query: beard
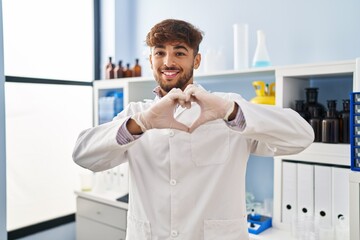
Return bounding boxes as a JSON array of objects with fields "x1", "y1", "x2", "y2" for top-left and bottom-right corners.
[{"x1": 154, "y1": 66, "x2": 194, "y2": 94}]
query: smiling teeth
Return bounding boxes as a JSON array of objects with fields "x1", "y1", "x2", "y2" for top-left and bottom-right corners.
[{"x1": 163, "y1": 72, "x2": 177, "y2": 76}]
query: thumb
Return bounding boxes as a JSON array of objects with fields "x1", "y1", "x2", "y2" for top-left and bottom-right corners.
[
  {"x1": 189, "y1": 117, "x2": 206, "y2": 133},
  {"x1": 170, "y1": 120, "x2": 190, "y2": 132}
]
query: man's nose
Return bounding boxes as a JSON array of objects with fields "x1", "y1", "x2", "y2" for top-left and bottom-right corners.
[{"x1": 163, "y1": 55, "x2": 175, "y2": 67}]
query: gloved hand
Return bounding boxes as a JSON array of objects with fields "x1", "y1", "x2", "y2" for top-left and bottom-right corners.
[
  {"x1": 131, "y1": 88, "x2": 190, "y2": 132},
  {"x1": 184, "y1": 84, "x2": 235, "y2": 132}
]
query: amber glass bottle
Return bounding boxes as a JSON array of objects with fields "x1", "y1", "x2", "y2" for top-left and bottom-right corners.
[
  {"x1": 322, "y1": 100, "x2": 339, "y2": 143},
  {"x1": 295, "y1": 100, "x2": 310, "y2": 121},
  {"x1": 339, "y1": 99, "x2": 350, "y2": 143},
  {"x1": 304, "y1": 88, "x2": 326, "y2": 119},
  {"x1": 105, "y1": 57, "x2": 115, "y2": 79},
  {"x1": 309, "y1": 108, "x2": 322, "y2": 142},
  {"x1": 124, "y1": 63, "x2": 133, "y2": 78},
  {"x1": 133, "y1": 58, "x2": 142, "y2": 77},
  {"x1": 114, "y1": 60, "x2": 124, "y2": 79}
]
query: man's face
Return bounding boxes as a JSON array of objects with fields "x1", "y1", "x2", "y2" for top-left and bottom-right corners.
[{"x1": 149, "y1": 42, "x2": 201, "y2": 95}]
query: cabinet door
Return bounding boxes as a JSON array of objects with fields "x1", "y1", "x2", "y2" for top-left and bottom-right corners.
[
  {"x1": 77, "y1": 197, "x2": 127, "y2": 230},
  {"x1": 76, "y1": 215, "x2": 126, "y2": 240}
]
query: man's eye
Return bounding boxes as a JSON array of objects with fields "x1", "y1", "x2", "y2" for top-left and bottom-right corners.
[
  {"x1": 176, "y1": 52, "x2": 186, "y2": 56},
  {"x1": 154, "y1": 51, "x2": 164, "y2": 56}
]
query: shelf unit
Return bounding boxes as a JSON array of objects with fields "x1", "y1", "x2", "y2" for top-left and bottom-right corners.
[
  {"x1": 272, "y1": 59, "x2": 360, "y2": 233},
  {"x1": 93, "y1": 78, "x2": 156, "y2": 126},
  {"x1": 86, "y1": 58, "x2": 360, "y2": 239}
]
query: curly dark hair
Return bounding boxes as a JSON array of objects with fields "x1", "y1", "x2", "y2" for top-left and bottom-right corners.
[{"x1": 146, "y1": 19, "x2": 204, "y2": 55}]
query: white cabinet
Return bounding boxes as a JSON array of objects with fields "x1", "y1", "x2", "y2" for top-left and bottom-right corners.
[
  {"x1": 273, "y1": 60, "x2": 359, "y2": 235},
  {"x1": 76, "y1": 195, "x2": 127, "y2": 240},
  {"x1": 93, "y1": 77, "x2": 157, "y2": 126},
  {"x1": 349, "y1": 172, "x2": 360, "y2": 240}
]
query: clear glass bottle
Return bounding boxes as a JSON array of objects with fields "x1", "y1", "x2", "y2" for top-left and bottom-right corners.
[
  {"x1": 322, "y1": 100, "x2": 339, "y2": 143},
  {"x1": 252, "y1": 30, "x2": 271, "y2": 68},
  {"x1": 339, "y1": 99, "x2": 350, "y2": 143},
  {"x1": 114, "y1": 60, "x2": 124, "y2": 79},
  {"x1": 132, "y1": 58, "x2": 142, "y2": 77},
  {"x1": 105, "y1": 57, "x2": 115, "y2": 79}
]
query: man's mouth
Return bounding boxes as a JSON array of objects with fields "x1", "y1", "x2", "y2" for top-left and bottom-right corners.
[{"x1": 161, "y1": 70, "x2": 179, "y2": 78}]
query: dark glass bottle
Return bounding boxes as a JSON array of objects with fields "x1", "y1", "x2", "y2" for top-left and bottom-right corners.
[
  {"x1": 309, "y1": 107, "x2": 322, "y2": 142},
  {"x1": 322, "y1": 100, "x2": 339, "y2": 143},
  {"x1": 339, "y1": 99, "x2": 350, "y2": 143},
  {"x1": 124, "y1": 63, "x2": 133, "y2": 78},
  {"x1": 304, "y1": 88, "x2": 326, "y2": 119},
  {"x1": 105, "y1": 57, "x2": 115, "y2": 79},
  {"x1": 295, "y1": 100, "x2": 310, "y2": 121},
  {"x1": 132, "y1": 58, "x2": 142, "y2": 77},
  {"x1": 114, "y1": 60, "x2": 124, "y2": 79}
]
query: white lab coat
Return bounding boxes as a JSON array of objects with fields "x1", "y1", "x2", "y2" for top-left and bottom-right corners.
[{"x1": 73, "y1": 89, "x2": 314, "y2": 240}]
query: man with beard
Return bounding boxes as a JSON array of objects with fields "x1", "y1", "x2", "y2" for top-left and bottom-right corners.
[{"x1": 73, "y1": 19, "x2": 314, "y2": 240}]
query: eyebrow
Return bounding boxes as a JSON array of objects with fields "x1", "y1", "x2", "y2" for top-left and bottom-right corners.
[{"x1": 153, "y1": 44, "x2": 189, "y2": 52}]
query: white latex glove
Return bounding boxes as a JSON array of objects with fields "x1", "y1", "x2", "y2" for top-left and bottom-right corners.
[
  {"x1": 132, "y1": 88, "x2": 190, "y2": 132},
  {"x1": 184, "y1": 84, "x2": 235, "y2": 132}
]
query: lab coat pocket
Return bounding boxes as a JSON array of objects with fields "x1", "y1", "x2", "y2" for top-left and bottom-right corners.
[
  {"x1": 126, "y1": 214, "x2": 151, "y2": 240},
  {"x1": 204, "y1": 218, "x2": 248, "y2": 240},
  {"x1": 191, "y1": 121, "x2": 229, "y2": 166}
]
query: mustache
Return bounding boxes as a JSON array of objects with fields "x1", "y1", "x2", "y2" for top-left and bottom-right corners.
[{"x1": 161, "y1": 66, "x2": 181, "y2": 71}]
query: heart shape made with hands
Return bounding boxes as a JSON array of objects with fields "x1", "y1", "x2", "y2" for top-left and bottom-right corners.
[
  {"x1": 162, "y1": 86, "x2": 234, "y2": 133},
  {"x1": 133, "y1": 86, "x2": 234, "y2": 133}
]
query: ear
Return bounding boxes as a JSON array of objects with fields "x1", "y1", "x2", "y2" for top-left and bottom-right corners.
[
  {"x1": 193, "y1": 53, "x2": 201, "y2": 70},
  {"x1": 149, "y1": 54, "x2": 153, "y2": 69}
]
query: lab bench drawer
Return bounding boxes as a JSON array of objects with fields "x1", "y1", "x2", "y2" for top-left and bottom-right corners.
[
  {"x1": 76, "y1": 215, "x2": 126, "y2": 240},
  {"x1": 76, "y1": 197, "x2": 127, "y2": 230}
]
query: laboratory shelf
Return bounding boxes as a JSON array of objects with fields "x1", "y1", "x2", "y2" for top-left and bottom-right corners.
[{"x1": 279, "y1": 142, "x2": 350, "y2": 166}]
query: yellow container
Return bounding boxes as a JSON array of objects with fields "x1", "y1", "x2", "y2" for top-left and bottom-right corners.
[{"x1": 250, "y1": 81, "x2": 275, "y2": 105}]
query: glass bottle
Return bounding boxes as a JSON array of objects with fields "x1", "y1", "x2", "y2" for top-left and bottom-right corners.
[
  {"x1": 114, "y1": 60, "x2": 124, "y2": 79},
  {"x1": 132, "y1": 58, "x2": 142, "y2": 77},
  {"x1": 309, "y1": 107, "x2": 322, "y2": 142},
  {"x1": 295, "y1": 100, "x2": 310, "y2": 121},
  {"x1": 252, "y1": 30, "x2": 271, "y2": 68},
  {"x1": 322, "y1": 100, "x2": 339, "y2": 143},
  {"x1": 339, "y1": 99, "x2": 350, "y2": 143},
  {"x1": 304, "y1": 88, "x2": 326, "y2": 119},
  {"x1": 123, "y1": 63, "x2": 133, "y2": 78},
  {"x1": 105, "y1": 57, "x2": 115, "y2": 79}
]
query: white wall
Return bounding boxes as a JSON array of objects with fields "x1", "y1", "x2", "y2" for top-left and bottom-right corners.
[
  {"x1": 0, "y1": 0, "x2": 7, "y2": 238},
  {"x1": 121, "y1": 0, "x2": 360, "y2": 202},
  {"x1": 129, "y1": 0, "x2": 360, "y2": 77}
]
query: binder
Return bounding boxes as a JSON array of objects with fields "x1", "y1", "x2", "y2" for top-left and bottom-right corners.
[
  {"x1": 297, "y1": 163, "x2": 314, "y2": 218},
  {"x1": 314, "y1": 165, "x2": 333, "y2": 227},
  {"x1": 332, "y1": 167, "x2": 350, "y2": 225},
  {"x1": 282, "y1": 161, "x2": 297, "y2": 224}
]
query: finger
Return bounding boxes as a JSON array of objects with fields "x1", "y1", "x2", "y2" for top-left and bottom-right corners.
[
  {"x1": 188, "y1": 117, "x2": 206, "y2": 133},
  {"x1": 170, "y1": 120, "x2": 189, "y2": 132},
  {"x1": 177, "y1": 98, "x2": 187, "y2": 108},
  {"x1": 184, "y1": 100, "x2": 192, "y2": 109},
  {"x1": 184, "y1": 84, "x2": 197, "y2": 101},
  {"x1": 168, "y1": 89, "x2": 187, "y2": 101}
]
